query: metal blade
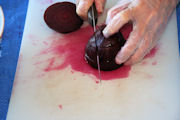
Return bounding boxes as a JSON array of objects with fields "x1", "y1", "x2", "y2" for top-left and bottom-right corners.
[
  {"x1": 88, "y1": 3, "x2": 98, "y2": 27},
  {"x1": 88, "y1": 3, "x2": 102, "y2": 82}
]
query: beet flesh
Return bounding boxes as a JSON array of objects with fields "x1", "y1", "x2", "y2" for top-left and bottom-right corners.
[
  {"x1": 85, "y1": 25, "x2": 126, "y2": 71},
  {"x1": 44, "y1": 2, "x2": 83, "y2": 33}
]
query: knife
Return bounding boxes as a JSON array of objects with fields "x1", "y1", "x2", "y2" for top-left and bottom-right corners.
[
  {"x1": 0, "y1": 6, "x2": 5, "y2": 57},
  {"x1": 88, "y1": 3, "x2": 102, "y2": 82}
]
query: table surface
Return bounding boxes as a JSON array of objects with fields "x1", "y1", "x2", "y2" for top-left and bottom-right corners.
[{"x1": 0, "y1": 0, "x2": 179, "y2": 120}]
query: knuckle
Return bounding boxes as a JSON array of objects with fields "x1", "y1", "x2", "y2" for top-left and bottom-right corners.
[
  {"x1": 120, "y1": 10, "x2": 130, "y2": 20},
  {"x1": 132, "y1": 54, "x2": 143, "y2": 64}
]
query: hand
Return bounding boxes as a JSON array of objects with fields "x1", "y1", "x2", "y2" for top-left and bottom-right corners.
[
  {"x1": 76, "y1": 0, "x2": 106, "y2": 20},
  {"x1": 103, "y1": 0, "x2": 179, "y2": 65}
]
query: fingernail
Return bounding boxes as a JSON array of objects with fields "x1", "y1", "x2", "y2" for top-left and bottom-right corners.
[{"x1": 102, "y1": 28, "x2": 110, "y2": 38}]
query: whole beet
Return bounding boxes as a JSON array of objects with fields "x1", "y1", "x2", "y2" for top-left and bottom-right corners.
[{"x1": 44, "y1": 2, "x2": 83, "y2": 33}]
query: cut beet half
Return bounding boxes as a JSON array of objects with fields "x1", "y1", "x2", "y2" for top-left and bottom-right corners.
[
  {"x1": 85, "y1": 25, "x2": 126, "y2": 71},
  {"x1": 44, "y1": 2, "x2": 83, "y2": 33}
]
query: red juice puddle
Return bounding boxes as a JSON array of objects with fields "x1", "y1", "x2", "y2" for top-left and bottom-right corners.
[
  {"x1": 140, "y1": 46, "x2": 159, "y2": 66},
  {"x1": 141, "y1": 61, "x2": 148, "y2": 65},
  {"x1": 95, "y1": 80, "x2": 100, "y2": 84},
  {"x1": 145, "y1": 46, "x2": 159, "y2": 59},
  {"x1": 152, "y1": 61, "x2": 157, "y2": 66},
  {"x1": 39, "y1": 25, "x2": 134, "y2": 80},
  {"x1": 58, "y1": 104, "x2": 63, "y2": 110}
]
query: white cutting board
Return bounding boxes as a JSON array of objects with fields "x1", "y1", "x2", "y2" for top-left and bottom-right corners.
[{"x1": 6, "y1": 0, "x2": 180, "y2": 120}]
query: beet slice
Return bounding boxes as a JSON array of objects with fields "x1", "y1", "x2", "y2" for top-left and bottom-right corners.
[
  {"x1": 85, "y1": 25, "x2": 126, "y2": 71},
  {"x1": 44, "y1": 2, "x2": 83, "y2": 33}
]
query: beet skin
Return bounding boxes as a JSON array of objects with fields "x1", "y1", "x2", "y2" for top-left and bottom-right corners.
[
  {"x1": 85, "y1": 25, "x2": 126, "y2": 71},
  {"x1": 44, "y1": 2, "x2": 83, "y2": 33}
]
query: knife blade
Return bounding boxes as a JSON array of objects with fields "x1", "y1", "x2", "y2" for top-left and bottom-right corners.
[{"x1": 88, "y1": 3, "x2": 102, "y2": 82}]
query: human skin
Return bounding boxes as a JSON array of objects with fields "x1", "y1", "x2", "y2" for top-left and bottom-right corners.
[
  {"x1": 76, "y1": 0, "x2": 180, "y2": 65},
  {"x1": 76, "y1": 0, "x2": 106, "y2": 19}
]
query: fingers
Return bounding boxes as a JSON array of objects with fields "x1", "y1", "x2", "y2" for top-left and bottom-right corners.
[
  {"x1": 124, "y1": 31, "x2": 153, "y2": 65},
  {"x1": 124, "y1": 19, "x2": 164, "y2": 65},
  {"x1": 150, "y1": 20, "x2": 165, "y2": 48},
  {"x1": 76, "y1": 0, "x2": 94, "y2": 20},
  {"x1": 95, "y1": 0, "x2": 106, "y2": 14},
  {"x1": 105, "y1": 3, "x2": 131, "y2": 24},
  {"x1": 115, "y1": 27, "x2": 144, "y2": 65},
  {"x1": 76, "y1": 0, "x2": 106, "y2": 20},
  {"x1": 103, "y1": 8, "x2": 131, "y2": 38}
]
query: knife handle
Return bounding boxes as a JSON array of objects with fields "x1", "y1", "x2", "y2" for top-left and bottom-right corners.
[{"x1": 87, "y1": 3, "x2": 98, "y2": 27}]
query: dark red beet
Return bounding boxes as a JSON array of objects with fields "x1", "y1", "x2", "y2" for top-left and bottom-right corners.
[
  {"x1": 85, "y1": 25, "x2": 126, "y2": 71},
  {"x1": 44, "y1": 2, "x2": 83, "y2": 33}
]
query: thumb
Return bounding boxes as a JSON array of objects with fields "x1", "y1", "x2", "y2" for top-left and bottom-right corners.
[
  {"x1": 76, "y1": 0, "x2": 94, "y2": 20},
  {"x1": 95, "y1": 0, "x2": 106, "y2": 14}
]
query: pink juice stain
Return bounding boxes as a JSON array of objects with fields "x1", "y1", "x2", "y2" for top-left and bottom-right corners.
[
  {"x1": 152, "y1": 61, "x2": 157, "y2": 66},
  {"x1": 145, "y1": 46, "x2": 159, "y2": 59},
  {"x1": 58, "y1": 104, "x2": 63, "y2": 110},
  {"x1": 38, "y1": 23, "x2": 157, "y2": 80},
  {"x1": 41, "y1": 25, "x2": 132, "y2": 80}
]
